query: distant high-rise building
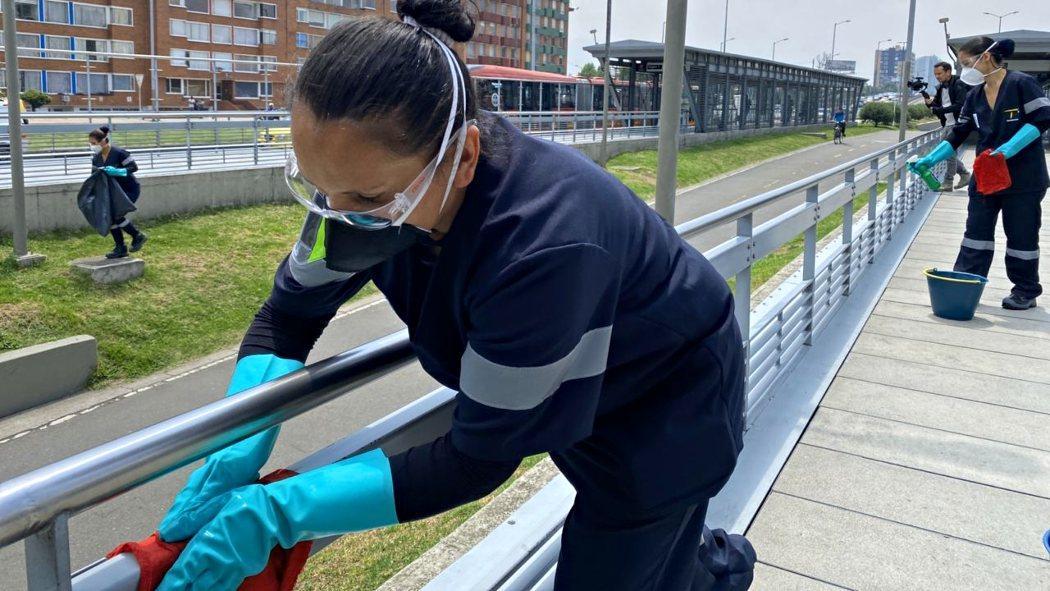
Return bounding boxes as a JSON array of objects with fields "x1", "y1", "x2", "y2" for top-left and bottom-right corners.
[
  {"x1": 466, "y1": 1, "x2": 527, "y2": 69},
  {"x1": 874, "y1": 44, "x2": 913, "y2": 88},
  {"x1": 914, "y1": 55, "x2": 941, "y2": 86},
  {"x1": 524, "y1": 0, "x2": 569, "y2": 74}
]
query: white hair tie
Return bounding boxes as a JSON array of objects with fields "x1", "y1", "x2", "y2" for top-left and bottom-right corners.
[{"x1": 402, "y1": 15, "x2": 455, "y2": 47}]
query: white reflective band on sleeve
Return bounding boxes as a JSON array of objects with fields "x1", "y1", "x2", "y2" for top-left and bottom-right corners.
[
  {"x1": 122, "y1": 157, "x2": 135, "y2": 166},
  {"x1": 460, "y1": 326, "x2": 613, "y2": 411},
  {"x1": 945, "y1": 113, "x2": 957, "y2": 126},
  {"x1": 961, "y1": 238, "x2": 996, "y2": 251},
  {"x1": 1023, "y1": 96, "x2": 1050, "y2": 113},
  {"x1": 1006, "y1": 248, "x2": 1040, "y2": 260}
]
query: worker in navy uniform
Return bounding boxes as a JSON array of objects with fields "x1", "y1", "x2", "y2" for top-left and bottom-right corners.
[
  {"x1": 155, "y1": 2, "x2": 756, "y2": 590},
  {"x1": 910, "y1": 37, "x2": 1050, "y2": 310},
  {"x1": 89, "y1": 126, "x2": 147, "y2": 259}
]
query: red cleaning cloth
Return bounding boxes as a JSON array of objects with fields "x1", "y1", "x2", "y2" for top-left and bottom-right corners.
[
  {"x1": 107, "y1": 469, "x2": 312, "y2": 591},
  {"x1": 973, "y1": 148, "x2": 1012, "y2": 195}
]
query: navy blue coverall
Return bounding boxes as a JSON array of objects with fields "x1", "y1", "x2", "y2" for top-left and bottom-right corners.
[
  {"x1": 242, "y1": 112, "x2": 756, "y2": 590},
  {"x1": 947, "y1": 70, "x2": 1050, "y2": 299}
]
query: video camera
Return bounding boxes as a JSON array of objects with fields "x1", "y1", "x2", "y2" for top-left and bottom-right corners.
[{"x1": 907, "y1": 77, "x2": 930, "y2": 99}]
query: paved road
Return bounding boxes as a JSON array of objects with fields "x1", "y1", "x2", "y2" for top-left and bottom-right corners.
[{"x1": 0, "y1": 125, "x2": 928, "y2": 585}]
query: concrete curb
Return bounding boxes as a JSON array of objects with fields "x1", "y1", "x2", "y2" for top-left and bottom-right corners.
[{"x1": 0, "y1": 335, "x2": 97, "y2": 419}]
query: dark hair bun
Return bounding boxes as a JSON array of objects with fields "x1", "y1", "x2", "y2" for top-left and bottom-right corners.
[
  {"x1": 397, "y1": 0, "x2": 475, "y2": 43},
  {"x1": 992, "y1": 39, "x2": 1015, "y2": 59},
  {"x1": 99, "y1": 125, "x2": 110, "y2": 135}
]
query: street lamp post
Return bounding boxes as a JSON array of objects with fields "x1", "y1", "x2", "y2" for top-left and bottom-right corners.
[
  {"x1": 830, "y1": 19, "x2": 851, "y2": 66},
  {"x1": 600, "y1": 0, "x2": 612, "y2": 165},
  {"x1": 720, "y1": 37, "x2": 735, "y2": 53},
  {"x1": 898, "y1": 0, "x2": 917, "y2": 142},
  {"x1": 983, "y1": 11, "x2": 1018, "y2": 33},
  {"x1": 938, "y1": 17, "x2": 957, "y2": 72},
  {"x1": 590, "y1": 29, "x2": 598, "y2": 46},
  {"x1": 721, "y1": 0, "x2": 729, "y2": 59},
  {"x1": 772, "y1": 37, "x2": 789, "y2": 61}
]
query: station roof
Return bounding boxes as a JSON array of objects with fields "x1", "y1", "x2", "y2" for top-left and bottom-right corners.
[
  {"x1": 948, "y1": 30, "x2": 1050, "y2": 75},
  {"x1": 584, "y1": 39, "x2": 867, "y2": 83}
]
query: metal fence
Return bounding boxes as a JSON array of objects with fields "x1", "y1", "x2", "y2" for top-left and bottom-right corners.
[
  {"x1": 0, "y1": 128, "x2": 943, "y2": 591},
  {"x1": 0, "y1": 110, "x2": 664, "y2": 188}
]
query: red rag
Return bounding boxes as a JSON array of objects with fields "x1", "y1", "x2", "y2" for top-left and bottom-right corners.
[
  {"x1": 106, "y1": 469, "x2": 312, "y2": 591},
  {"x1": 973, "y1": 149, "x2": 1012, "y2": 195}
]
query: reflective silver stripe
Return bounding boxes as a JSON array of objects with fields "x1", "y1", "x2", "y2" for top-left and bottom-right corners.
[
  {"x1": 945, "y1": 112, "x2": 956, "y2": 126},
  {"x1": 1006, "y1": 248, "x2": 1040, "y2": 260},
  {"x1": 961, "y1": 238, "x2": 995, "y2": 251},
  {"x1": 287, "y1": 238, "x2": 353, "y2": 287},
  {"x1": 1023, "y1": 96, "x2": 1050, "y2": 113},
  {"x1": 121, "y1": 156, "x2": 135, "y2": 166},
  {"x1": 460, "y1": 326, "x2": 613, "y2": 411}
]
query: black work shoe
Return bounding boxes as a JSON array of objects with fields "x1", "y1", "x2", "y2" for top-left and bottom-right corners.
[
  {"x1": 1002, "y1": 294, "x2": 1037, "y2": 310},
  {"x1": 105, "y1": 245, "x2": 129, "y2": 259},
  {"x1": 130, "y1": 233, "x2": 148, "y2": 252},
  {"x1": 938, "y1": 183, "x2": 955, "y2": 192}
]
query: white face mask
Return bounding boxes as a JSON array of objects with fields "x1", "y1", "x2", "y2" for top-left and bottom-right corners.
[
  {"x1": 959, "y1": 42, "x2": 1002, "y2": 86},
  {"x1": 89, "y1": 143, "x2": 103, "y2": 154}
]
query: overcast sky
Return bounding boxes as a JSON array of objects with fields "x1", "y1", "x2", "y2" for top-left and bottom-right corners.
[{"x1": 565, "y1": 0, "x2": 1050, "y2": 81}]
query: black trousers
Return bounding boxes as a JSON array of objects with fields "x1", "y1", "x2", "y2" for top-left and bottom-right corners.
[
  {"x1": 954, "y1": 188, "x2": 1045, "y2": 299},
  {"x1": 553, "y1": 499, "x2": 756, "y2": 590}
]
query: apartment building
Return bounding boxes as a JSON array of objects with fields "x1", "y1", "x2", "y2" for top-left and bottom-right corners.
[
  {"x1": 1, "y1": 0, "x2": 545, "y2": 110},
  {"x1": 524, "y1": 0, "x2": 569, "y2": 75}
]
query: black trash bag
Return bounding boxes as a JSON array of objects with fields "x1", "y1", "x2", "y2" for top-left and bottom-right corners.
[{"x1": 76, "y1": 170, "x2": 137, "y2": 236}]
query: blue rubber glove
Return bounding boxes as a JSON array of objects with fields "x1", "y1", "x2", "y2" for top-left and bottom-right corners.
[
  {"x1": 992, "y1": 123, "x2": 1041, "y2": 159},
  {"x1": 101, "y1": 165, "x2": 128, "y2": 177},
  {"x1": 907, "y1": 140, "x2": 955, "y2": 176},
  {"x1": 157, "y1": 354, "x2": 304, "y2": 542},
  {"x1": 157, "y1": 449, "x2": 398, "y2": 591}
]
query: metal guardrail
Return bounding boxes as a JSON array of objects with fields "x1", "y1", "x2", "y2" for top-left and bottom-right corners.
[
  {"x1": 0, "y1": 110, "x2": 665, "y2": 188},
  {"x1": 0, "y1": 128, "x2": 943, "y2": 591}
]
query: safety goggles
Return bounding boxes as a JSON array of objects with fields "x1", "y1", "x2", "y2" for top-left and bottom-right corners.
[
  {"x1": 960, "y1": 41, "x2": 997, "y2": 68},
  {"x1": 284, "y1": 119, "x2": 474, "y2": 231}
]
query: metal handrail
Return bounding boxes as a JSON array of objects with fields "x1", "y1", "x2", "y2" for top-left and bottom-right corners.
[{"x1": 1, "y1": 128, "x2": 942, "y2": 591}]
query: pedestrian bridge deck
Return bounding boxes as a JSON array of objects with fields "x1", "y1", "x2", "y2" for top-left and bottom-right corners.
[{"x1": 747, "y1": 190, "x2": 1050, "y2": 589}]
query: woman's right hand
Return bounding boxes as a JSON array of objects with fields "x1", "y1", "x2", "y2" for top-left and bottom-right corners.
[{"x1": 157, "y1": 355, "x2": 304, "y2": 541}]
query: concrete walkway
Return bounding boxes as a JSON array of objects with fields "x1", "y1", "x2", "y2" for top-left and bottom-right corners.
[{"x1": 747, "y1": 190, "x2": 1050, "y2": 589}]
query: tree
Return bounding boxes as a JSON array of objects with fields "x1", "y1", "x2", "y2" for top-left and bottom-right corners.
[
  {"x1": 859, "y1": 102, "x2": 895, "y2": 127},
  {"x1": 577, "y1": 62, "x2": 604, "y2": 79},
  {"x1": 21, "y1": 89, "x2": 50, "y2": 111},
  {"x1": 908, "y1": 102, "x2": 932, "y2": 121}
]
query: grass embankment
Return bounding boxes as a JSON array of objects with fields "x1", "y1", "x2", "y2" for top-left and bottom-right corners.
[
  {"x1": 0, "y1": 203, "x2": 376, "y2": 388},
  {"x1": 608, "y1": 122, "x2": 888, "y2": 201}
]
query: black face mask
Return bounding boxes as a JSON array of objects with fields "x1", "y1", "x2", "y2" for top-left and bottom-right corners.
[{"x1": 324, "y1": 219, "x2": 430, "y2": 273}]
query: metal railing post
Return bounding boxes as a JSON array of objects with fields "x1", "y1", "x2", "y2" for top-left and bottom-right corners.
[
  {"x1": 842, "y1": 168, "x2": 855, "y2": 295},
  {"x1": 867, "y1": 157, "x2": 879, "y2": 263},
  {"x1": 25, "y1": 514, "x2": 71, "y2": 591},
  {"x1": 185, "y1": 116, "x2": 193, "y2": 170},
  {"x1": 735, "y1": 213, "x2": 753, "y2": 392},
  {"x1": 803, "y1": 185, "x2": 819, "y2": 345},
  {"x1": 253, "y1": 117, "x2": 260, "y2": 165}
]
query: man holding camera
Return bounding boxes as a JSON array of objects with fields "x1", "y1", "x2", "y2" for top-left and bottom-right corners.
[{"x1": 924, "y1": 62, "x2": 972, "y2": 191}]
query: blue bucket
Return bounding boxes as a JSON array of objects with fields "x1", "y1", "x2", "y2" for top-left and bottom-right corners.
[{"x1": 924, "y1": 268, "x2": 988, "y2": 321}]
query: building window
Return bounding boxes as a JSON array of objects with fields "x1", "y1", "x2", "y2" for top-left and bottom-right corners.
[
  {"x1": 73, "y1": 3, "x2": 107, "y2": 26},
  {"x1": 75, "y1": 38, "x2": 111, "y2": 62},
  {"x1": 20, "y1": 70, "x2": 43, "y2": 91},
  {"x1": 44, "y1": 35, "x2": 71, "y2": 60},
  {"x1": 212, "y1": 24, "x2": 232, "y2": 44},
  {"x1": 14, "y1": 33, "x2": 41, "y2": 58},
  {"x1": 111, "y1": 40, "x2": 134, "y2": 57},
  {"x1": 184, "y1": 0, "x2": 209, "y2": 13},
  {"x1": 187, "y1": 50, "x2": 209, "y2": 70},
  {"x1": 75, "y1": 72, "x2": 110, "y2": 94},
  {"x1": 234, "y1": 54, "x2": 258, "y2": 72},
  {"x1": 260, "y1": 55, "x2": 277, "y2": 71},
  {"x1": 166, "y1": 78, "x2": 184, "y2": 94},
  {"x1": 111, "y1": 74, "x2": 135, "y2": 91},
  {"x1": 234, "y1": 81, "x2": 259, "y2": 98},
  {"x1": 213, "y1": 52, "x2": 233, "y2": 71},
  {"x1": 185, "y1": 79, "x2": 208, "y2": 96},
  {"x1": 44, "y1": 1, "x2": 68, "y2": 24},
  {"x1": 14, "y1": 0, "x2": 39, "y2": 21},
  {"x1": 187, "y1": 21, "x2": 210, "y2": 42},
  {"x1": 234, "y1": 27, "x2": 258, "y2": 46},
  {"x1": 296, "y1": 33, "x2": 308, "y2": 48},
  {"x1": 46, "y1": 71, "x2": 73, "y2": 94},
  {"x1": 109, "y1": 6, "x2": 132, "y2": 26},
  {"x1": 170, "y1": 20, "x2": 186, "y2": 37},
  {"x1": 259, "y1": 3, "x2": 276, "y2": 18},
  {"x1": 170, "y1": 49, "x2": 189, "y2": 67},
  {"x1": 260, "y1": 29, "x2": 276, "y2": 45}
]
